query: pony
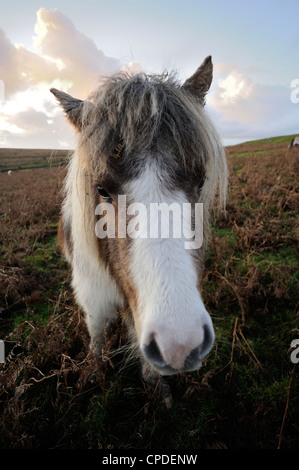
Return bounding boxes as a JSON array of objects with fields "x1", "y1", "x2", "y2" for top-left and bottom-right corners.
[
  {"x1": 51, "y1": 56, "x2": 228, "y2": 388},
  {"x1": 289, "y1": 136, "x2": 299, "y2": 148}
]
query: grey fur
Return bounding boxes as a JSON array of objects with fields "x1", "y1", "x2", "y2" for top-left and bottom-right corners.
[{"x1": 52, "y1": 57, "x2": 228, "y2": 246}]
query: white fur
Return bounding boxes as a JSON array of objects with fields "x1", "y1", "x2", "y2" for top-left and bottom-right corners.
[
  {"x1": 126, "y1": 160, "x2": 214, "y2": 372},
  {"x1": 62, "y1": 152, "x2": 123, "y2": 353}
]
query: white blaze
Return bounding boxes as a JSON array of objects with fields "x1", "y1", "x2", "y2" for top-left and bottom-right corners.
[{"x1": 126, "y1": 161, "x2": 213, "y2": 371}]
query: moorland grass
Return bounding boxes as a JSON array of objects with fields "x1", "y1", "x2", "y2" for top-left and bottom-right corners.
[{"x1": 0, "y1": 137, "x2": 298, "y2": 449}]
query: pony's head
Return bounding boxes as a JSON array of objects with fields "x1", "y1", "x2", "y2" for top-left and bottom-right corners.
[{"x1": 51, "y1": 56, "x2": 227, "y2": 375}]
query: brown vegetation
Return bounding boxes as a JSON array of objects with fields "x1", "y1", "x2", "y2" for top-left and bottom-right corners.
[
  {"x1": 0, "y1": 148, "x2": 70, "y2": 172},
  {"x1": 0, "y1": 140, "x2": 298, "y2": 449}
]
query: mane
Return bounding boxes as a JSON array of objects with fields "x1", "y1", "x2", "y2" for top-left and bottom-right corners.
[
  {"x1": 73, "y1": 70, "x2": 228, "y2": 247},
  {"x1": 86, "y1": 72, "x2": 200, "y2": 156}
]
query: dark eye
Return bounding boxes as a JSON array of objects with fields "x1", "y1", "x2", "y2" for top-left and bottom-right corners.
[
  {"x1": 197, "y1": 185, "x2": 203, "y2": 197},
  {"x1": 197, "y1": 176, "x2": 205, "y2": 197},
  {"x1": 97, "y1": 184, "x2": 113, "y2": 201}
]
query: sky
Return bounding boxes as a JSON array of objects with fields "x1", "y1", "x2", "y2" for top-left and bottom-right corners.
[{"x1": 0, "y1": 0, "x2": 298, "y2": 148}]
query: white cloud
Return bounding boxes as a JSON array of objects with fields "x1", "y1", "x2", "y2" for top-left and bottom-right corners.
[
  {"x1": 218, "y1": 72, "x2": 254, "y2": 105},
  {"x1": 0, "y1": 8, "x2": 297, "y2": 149},
  {"x1": 33, "y1": 8, "x2": 121, "y2": 98},
  {"x1": 0, "y1": 8, "x2": 135, "y2": 148},
  {"x1": 208, "y1": 64, "x2": 299, "y2": 143}
]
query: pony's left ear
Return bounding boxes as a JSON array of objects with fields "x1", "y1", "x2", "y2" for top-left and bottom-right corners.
[
  {"x1": 50, "y1": 88, "x2": 84, "y2": 129},
  {"x1": 182, "y1": 56, "x2": 213, "y2": 103}
]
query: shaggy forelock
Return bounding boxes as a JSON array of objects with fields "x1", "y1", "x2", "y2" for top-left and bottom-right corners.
[
  {"x1": 77, "y1": 70, "x2": 228, "y2": 245},
  {"x1": 81, "y1": 73, "x2": 208, "y2": 170}
]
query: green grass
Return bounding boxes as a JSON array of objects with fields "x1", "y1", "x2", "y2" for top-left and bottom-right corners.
[
  {"x1": 211, "y1": 227, "x2": 237, "y2": 247},
  {"x1": 11, "y1": 302, "x2": 54, "y2": 331},
  {"x1": 242, "y1": 135, "x2": 298, "y2": 146},
  {"x1": 252, "y1": 245, "x2": 298, "y2": 268},
  {"x1": 230, "y1": 149, "x2": 268, "y2": 158},
  {"x1": 22, "y1": 235, "x2": 60, "y2": 271}
]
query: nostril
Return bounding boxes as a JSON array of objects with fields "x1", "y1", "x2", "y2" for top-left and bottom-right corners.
[
  {"x1": 143, "y1": 335, "x2": 166, "y2": 368},
  {"x1": 199, "y1": 324, "x2": 214, "y2": 358},
  {"x1": 184, "y1": 346, "x2": 201, "y2": 370},
  {"x1": 184, "y1": 325, "x2": 214, "y2": 370}
]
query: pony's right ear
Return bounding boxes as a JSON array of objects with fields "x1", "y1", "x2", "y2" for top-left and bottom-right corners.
[{"x1": 50, "y1": 88, "x2": 84, "y2": 129}]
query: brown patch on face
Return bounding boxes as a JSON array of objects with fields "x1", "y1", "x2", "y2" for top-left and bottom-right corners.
[{"x1": 93, "y1": 185, "x2": 142, "y2": 333}]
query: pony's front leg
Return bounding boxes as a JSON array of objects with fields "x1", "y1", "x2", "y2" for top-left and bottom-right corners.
[
  {"x1": 72, "y1": 262, "x2": 123, "y2": 356},
  {"x1": 85, "y1": 307, "x2": 115, "y2": 356}
]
